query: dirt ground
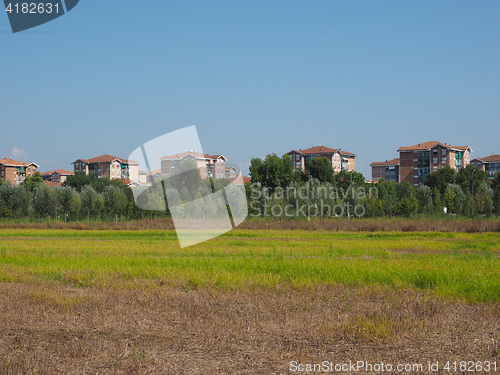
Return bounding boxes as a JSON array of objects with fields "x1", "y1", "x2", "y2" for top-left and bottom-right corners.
[{"x1": 0, "y1": 283, "x2": 498, "y2": 374}]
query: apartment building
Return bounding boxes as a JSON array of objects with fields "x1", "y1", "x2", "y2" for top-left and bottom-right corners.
[
  {"x1": 286, "y1": 146, "x2": 356, "y2": 174},
  {"x1": 41, "y1": 169, "x2": 74, "y2": 184},
  {"x1": 398, "y1": 141, "x2": 471, "y2": 186},
  {"x1": 160, "y1": 151, "x2": 228, "y2": 180},
  {"x1": 138, "y1": 169, "x2": 161, "y2": 184},
  {"x1": 471, "y1": 154, "x2": 500, "y2": 179},
  {"x1": 225, "y1": 166, "x2": 237, "y2": 179},
  {"x1": 72, "y1": 154, "x2": 139, "y2": 183},
  {"x1": 0, "y1": 158, "x2": 39, "y2": 185},
  {"x1": 370, "y1": 158, "x2": 400, "y2": 183}
]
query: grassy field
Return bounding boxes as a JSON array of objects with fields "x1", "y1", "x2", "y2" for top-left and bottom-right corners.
[
  {"x1": 0, "y1": 228, "x2": 499, "y2": 373},
  {"x1": 0, "y1": 229, "x2": 499, "y2": 301}
]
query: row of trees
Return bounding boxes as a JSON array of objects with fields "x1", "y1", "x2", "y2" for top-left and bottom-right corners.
[
  {"x1": 0, "y1": 183, "x2": 132, "y2": 221},
  {"x1": 0, "y1": 158, "x2": 498, "y2": 221},
  {"x1": 0, "y1": 164, "x2": 233, "y2": 222},
  {"x1": 248, "y1": 154, "x2": 500, "y2": 218},
  {"x1": 0, "y1": 172, "x2": 139, "y2": 221}
]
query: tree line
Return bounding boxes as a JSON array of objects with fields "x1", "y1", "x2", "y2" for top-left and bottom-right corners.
[
  {"x1": 1, "y1": 157, "x2": 499, "y2": 222},
  {"x1": 0, "y1": 172, "x2": 141, "y2": 222},
  {"x1": 248, "y1": 154, "x2": 500, "y2": 218},
  {"x1": 0, "y1": 163, "x2": 233, "y2": 222}
]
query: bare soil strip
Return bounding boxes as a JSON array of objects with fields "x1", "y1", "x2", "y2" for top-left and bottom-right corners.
[{"x1": 0, "y1": 283, "x2": 498, "y2": 374}]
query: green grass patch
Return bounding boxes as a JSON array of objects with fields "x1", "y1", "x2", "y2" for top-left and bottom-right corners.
[{"x1": 0, "y1": 229, "x2": 498, "y2": 302}]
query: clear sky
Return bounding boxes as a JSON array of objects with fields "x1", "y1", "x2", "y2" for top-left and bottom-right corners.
[{"x1": 1, "y1": 0, "x2": 499, "y2": 178}]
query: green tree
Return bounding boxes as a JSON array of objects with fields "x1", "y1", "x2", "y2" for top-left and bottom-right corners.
[
  {"x1": 249, "y1": 158, "x2": 264, "y2": 184},
  {"x1": 248, "y1": 154, "x2": 294, "y2": 190},
  {"x1": 456, "y1": 165, "x2": 488, "y2": 194},
  {"x1": 493, "y1": 187, "x2": 500, "y2": 216},
  {"x1": 103, "y1": 185, "x2": 128, "y2": 217},
  {"x1": 492, "y1": 175, "x2": 500, "y2": 216},
  {"x1": 32, "y1": 183, "x2": 57, "y2": 218},
  {"x1": 432, "y1": 187, "x2": 443, "y2": 214},
  {"x1": 80, "y1": 185, "x2": 99, "y2": 222},
  {"x1": 307, "y1": 157, "x2": 334, "y2": 183},
  {"x1": 395, "y1": 182, "x2": 418, "y2": 217},
  {"x1": 58, "y1": 186, "x2": 76, "y2": 219},
  {"x1": 21, "y1": 172, "x2": 43, "y2": 192},
  {"x1": 63, "y1": 172, "x2": 97, "y2": 192},
  {"x1": 443, "y1": 183, "x2": 465, "y2": 214},
  {"x1": 463, "y1": 188, "x2": 473, "y2": 217},
  {"x1": 64, "y1": 171, "x2": 126, "y2": 193},
  {"x1": 0, "y1": 185, "x2": 31, "y2": 219},
  {"x1": 416, "y1": 185, "x2": 433, "y2": 214},
  {"x1": 70, "y1": 190, "x2": 82, "y2": 220},
  {"x1": 473, "y1": 182, "x2": 493, "y2": 216},
  {"x1": 96, "y1": 193, "x2": 105, "y2": 221},
  {"x1": 492, "y1": 175, "x2": 500, "y2": 191},
  {"x1": 332, "y1": 170, "x2": 365, "y2": 192},
  {"x1": 363, "y1": 195, "x2": 384, "y2": 217},
  {"x1": 424, "y1": 165, "x2": 456, "y2": 196},
  {"x1": 377, "y1": 180, "x2": 398, "y2": 216}
]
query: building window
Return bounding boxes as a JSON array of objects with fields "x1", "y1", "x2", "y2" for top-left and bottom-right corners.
[
  {"x1": 433, "y1": 158, "x2": 438, "y2": 164},
  {"x1": 442, "y1": 150, "x2": 446, "y2": 156}
]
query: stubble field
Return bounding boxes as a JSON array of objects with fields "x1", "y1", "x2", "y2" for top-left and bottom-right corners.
[{"x1": 0, "y1": 228, "x2": 499, "y2": 374}]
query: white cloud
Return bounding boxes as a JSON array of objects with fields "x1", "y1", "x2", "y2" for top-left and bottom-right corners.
[{"x1": 12, "y1": 147, "x2": 28, "y2": 160}]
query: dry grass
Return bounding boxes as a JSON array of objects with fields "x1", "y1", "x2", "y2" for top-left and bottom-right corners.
[
  {"x1": 1, "y1": 217, "x2": 499, "y2": 233},
  {"x1": 0, "y1": 227, "x2": 498, "y2": 373},
  {"x1": 0, "y1": 284, "x2": 498, "y2": 374}
]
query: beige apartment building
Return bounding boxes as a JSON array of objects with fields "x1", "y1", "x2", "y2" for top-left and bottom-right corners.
[
  {"x1": 286, "y1": 145, "x2": 356, "y2": 174},
  {"x1": 370, "y1": 158, "x2": 400, "y2": 183},
  {"x1": 138, "y1": 169, "x2": 161, "y2": 184},
  {"x1": 471, "y1": 154, "x2": 500, "y2": 179},
  {"x1": 160, "y1": 151, "x2": 228, "y2": 180},
  {"x1": 398, "y1": 141, "x2": 471, "y2": 186},
  {"x1": 0, "y1": 158, "x2": 39, "y2": 185},
  {"x1": 72, "y1": 154, "x2": 139, "y2": 183}
]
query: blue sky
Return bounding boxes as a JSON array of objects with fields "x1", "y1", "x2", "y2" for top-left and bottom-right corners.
[{"x1": 1, "y1": 0, "x2": 499, "y2": 178}]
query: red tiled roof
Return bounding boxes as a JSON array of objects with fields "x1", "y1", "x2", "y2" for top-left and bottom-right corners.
[
  {"x1": 73, "y1": 154, "x2": 138, "y2": 165},
  {"x1": 0, "y1": 158, "x2": 39, "y2": 167},
  {"x1": 44, "y1": 169, "x2": 74, "y2": 175},
  {"x1": 242, "y1": 176, "x2": 252, "y2": 184},
  {"x1": 287, "y1": 146, "x2": 356, "y2": 157},
  {"x1": 370, "y1": 158, "x2": 400, "y2": 167},
  {"x1": 161, "y1": 151, "x2": 226, "y2": 161},
  {"x1": 205, "y1": 154, "x2": 225, "y2": 159},
  {"x1": 43, "y1": 181, "x2": 62, "y2": 187},
  {"x1": 398, "y1": 141, "x2": 470, "y2": 152},
  {"x1": 475, "y1": 154, "x2": 500, "y2": 163}
]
